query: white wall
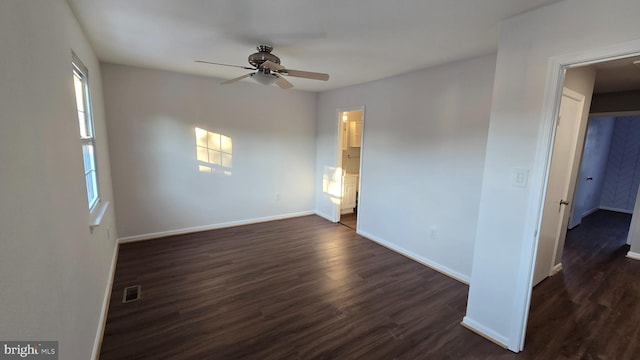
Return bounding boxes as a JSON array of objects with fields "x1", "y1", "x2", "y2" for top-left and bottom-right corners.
[
  {"x1": 569, "y1": 117, "x2": 615, "y2": 228},
  {"x1": 464, "y1": 0, "x2": 640, "y2": 351},
  {"x1": 600, "y1": 116, "x2": 640, "y2": 213},
  {"x1": 102, "y1": 64, "x2": 317, "y2": 238},
  {"x1": 0, "y1": 1, "x2": 117, "y2": 358},
  {"x1": 316, "y1": 54, "x2": 496, "y2": 281}
]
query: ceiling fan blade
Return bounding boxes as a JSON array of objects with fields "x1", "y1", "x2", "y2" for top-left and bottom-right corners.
[
  {"x1": 281, "y1": 69, "x2": 329, "y2": 81},
  {"x1": 221, "y1": 73, "x2": 253, "y2": 84},
  {"x1": 195, "y1": 60, "x2": 256, "y2": 70},
  {"x1": 275, "y1": 74, "x2": 294, "y2": 89},
  {"x1": 262, "y1": 60, "x2": 285, "y2": 71}
]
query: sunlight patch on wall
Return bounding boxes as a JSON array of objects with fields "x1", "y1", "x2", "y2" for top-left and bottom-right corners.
[
  {"x1": 322, "y1": 166, "x2": 343, "y2": 204},
  {"x1": 195, "y1": 127, "x2": 232, "y2": 176}
]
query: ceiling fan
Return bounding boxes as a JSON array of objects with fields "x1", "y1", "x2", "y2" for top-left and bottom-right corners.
[{"x1": 196, "y1": 45, "x2": 329, "y2": 89}]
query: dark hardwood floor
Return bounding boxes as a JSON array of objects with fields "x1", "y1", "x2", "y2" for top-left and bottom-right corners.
[
  {"x1": 339, "y1": 213, "x2": 357, "y2": 230},
  {"x1": 100, "y1": 211, "x2": 638, "y2": 359},
  {"x1": 521, "y1": 210, "x2": 639, "y2": 359}
]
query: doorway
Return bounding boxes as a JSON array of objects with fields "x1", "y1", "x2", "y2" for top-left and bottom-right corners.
[
  {"x1": 336, "y1": 108, "x2": 364, "y2": 230},
  {"x1": 534, "y1": 56, "x2": 640, "y2": 286},
  {"x1": 539, "y1": 113, "x2": 640, "y2": 283},
  {"x1": 570, "y1": 114, "x2": 640, "y2": 231},
  {"x1": 526, "y1": 53, "x2": 640, "y2": 352},
  {"x1": 533, "y1": 86, "x2": 586, "y2": 285}
]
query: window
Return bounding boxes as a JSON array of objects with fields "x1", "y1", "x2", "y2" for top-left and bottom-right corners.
[{"x1": 72, "y1": 54, "x2": 99, "y2": 210}]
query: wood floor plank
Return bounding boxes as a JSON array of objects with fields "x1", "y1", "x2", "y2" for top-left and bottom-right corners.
[
  {"x1": 100, "y1": 211, "x2": 638, "y2": 359},
  {"x1": 521, "y1": 210, "x2": 638, "y2": 360}
]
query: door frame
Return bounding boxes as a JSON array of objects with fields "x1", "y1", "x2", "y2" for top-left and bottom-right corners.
[
  {"x1": 514, "y1": 39, "x2": 640, "y2": 351},
  {"x1": 334, "y1": 106, "x2": 365, "y2": 226}
]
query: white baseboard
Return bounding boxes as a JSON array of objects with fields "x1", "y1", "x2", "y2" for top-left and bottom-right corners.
[
  {"x1": 582, "y1": 207, "x2": 600, "y2": 218},
  {"x1": 314, "y1": 210, "x2": 336, "y2": 223},
  {"x1": 92, "y1": 242, "x2": 119, "y2": 360},
  {"x1": 569, "y1": 207, "x2": 601, "y2": 229},
  {"x1": 626, "y1": 251, "x2": 640, "y2": 261},
  {"x1": 599, "y1": 206, "x2": 633, "y2": 215},
  {"x1": 357, "y1": 230, "x2": 470, "y2": 285},
  {"x1": 118, "y1": 211, "x2": 315, "y2": 243},
  {"x1": 550, "y1": 263, "x2": 563, "y2": 276},
  {"x1": 461, "y1": 316, "x2": 510, "y2": 350}
]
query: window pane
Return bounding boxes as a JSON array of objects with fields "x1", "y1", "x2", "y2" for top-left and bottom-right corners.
[
  {"x1": 86, "y1": 173, "x2": 94, "y2": 202},
  {"x1": 87, "y1": 143, "x2": 95, "y2": 171},
  {"x1": 82, "y1": 143, "x2": 98, "y2": 208},
  {"x1": 73, "y1": 71, "x2": 91, "y2": 138},
  {"x1": 82, "y1": 144, "x2": 90, "y2": 172},
  {"x1": 73, "y1": 74, "x2": 84, "y2": 112},
  {"x1": 86, "y1": 170, "x2": 98, "y2": 208},
  {"x1": 77, "y1": 111, "x2": 88, "y2": 138},
  {"x1": 90, "y1": 171, "x2": 97, "y2": 201},
  {"x1": 82, "y1": 143, "x2": 96, "y2": 172}
]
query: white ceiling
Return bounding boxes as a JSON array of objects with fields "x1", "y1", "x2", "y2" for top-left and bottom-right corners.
[{"x1": 67, "y1": 0, "x2": 563, "y2": 92}]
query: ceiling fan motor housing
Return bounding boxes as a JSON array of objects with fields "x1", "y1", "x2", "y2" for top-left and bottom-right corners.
[{"x1": 248, "y1": 45, "x2": 280, "y2": 72}]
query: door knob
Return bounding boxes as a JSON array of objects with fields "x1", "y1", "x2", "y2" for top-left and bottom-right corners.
[{"x1": 559, "y1": 199, "x2": 569, "y2": 211}]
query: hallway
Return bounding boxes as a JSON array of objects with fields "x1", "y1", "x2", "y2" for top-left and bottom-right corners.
[{"x1": 523, "y1": 210, "x2": 639, "y2": 359}]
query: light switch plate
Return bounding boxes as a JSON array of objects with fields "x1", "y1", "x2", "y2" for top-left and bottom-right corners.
[{"x1": 513, "y1": 168, "x2": 529, "y2": 188}]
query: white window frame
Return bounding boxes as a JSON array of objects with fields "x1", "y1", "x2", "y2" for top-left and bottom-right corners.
[{"x1": 72, "y1": 53, "x2": 100, "y2": 212}]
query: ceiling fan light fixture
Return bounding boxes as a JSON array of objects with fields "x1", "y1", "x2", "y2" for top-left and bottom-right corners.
[{"x1": 251, "y1": 72, "x2": 278, "y2": 86}]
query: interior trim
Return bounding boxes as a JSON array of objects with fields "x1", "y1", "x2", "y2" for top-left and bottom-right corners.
[
  {"x1": 625, "y1": 251, "x2": 640, "y2": 261},
  {"x1": 91, "y1": 242, "x2": 119, "y2": 360},
  {"x1": 118, "y1": 211, "x2": 315, "y2": 243},
  {"x1": 357, "y1": 229, "x2": 470, "y2": 285}
]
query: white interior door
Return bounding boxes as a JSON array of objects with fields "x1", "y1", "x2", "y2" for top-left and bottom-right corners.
[{"x1": 533, "y1": 88, "x2": 585, "y2": 285}]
